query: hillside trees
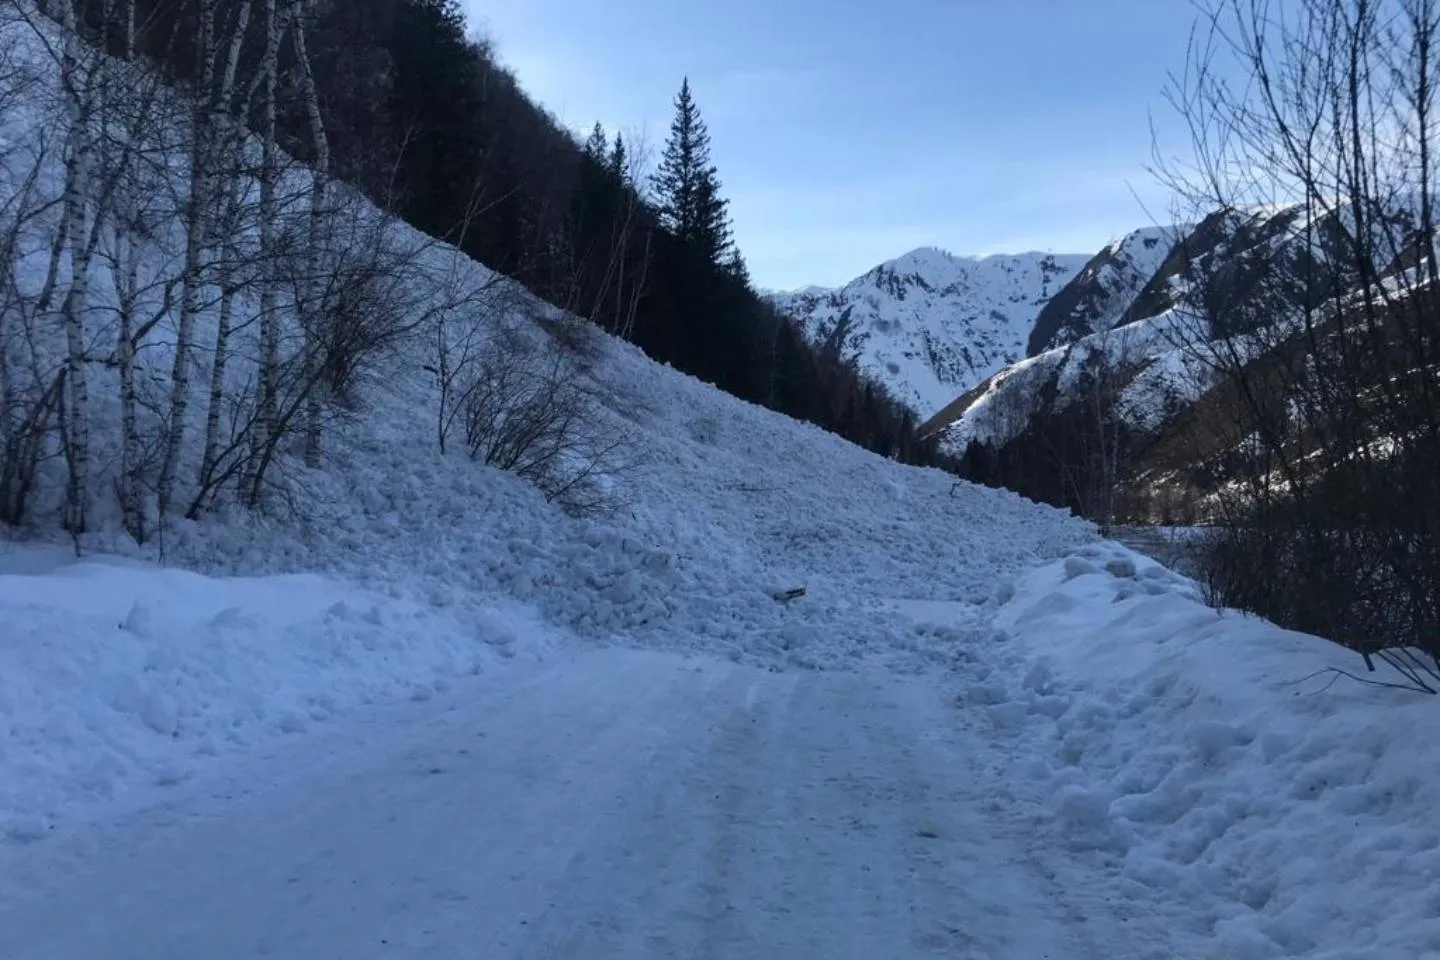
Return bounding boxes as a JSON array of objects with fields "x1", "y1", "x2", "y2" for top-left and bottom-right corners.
[
  {"x1": 645, "y1": 78, "x2": 754, "y2": 393},
  {"x1": 1163, "y1": 0, "x2": 1440, "y2": 683},
  {"x1": 0, "y1": 0, "x2": 944, "y2": 547},
  {"x1": 954, "y1": 339, "x2": 1139, "y2": 525},
  {"x1": 652, "y1": 78, "x2": 732, "y2": 266},
  {"x1": 1, "y1": 0, "x2": 492, "y2": 536}
]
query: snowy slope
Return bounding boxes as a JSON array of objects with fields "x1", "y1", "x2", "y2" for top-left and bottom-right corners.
[
  {"x1": 1026, "y1": 225, "x2": 1180, "y2": 355},
  {"x1": 0, "y1": 0, "x2": 1097, "y2": 825},
  {"x1": 0, "y1": 319, "x2": 1097, "y2": 833},
  {"x1": 770, "y1": 247, "x2": 1088, "y2": 416}
]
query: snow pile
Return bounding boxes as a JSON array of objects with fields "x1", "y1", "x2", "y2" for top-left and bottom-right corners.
[
  {"x1": 0, "y1": 543, "x2": 561, "y2": 837},
  {"x1": 971, "y1": 540, "x2": 1440, "y2": 960},
  {"x1": 0, "y1": 339, "x2": 1094, "y2": 833},
  {"x1": 128, "y1": 327, "x2": 1096, "y2": 674}
]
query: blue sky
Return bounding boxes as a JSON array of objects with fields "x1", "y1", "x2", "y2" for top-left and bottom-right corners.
[{"x1": 464, "y1": 0, "x2": 1204, "y2": 290}]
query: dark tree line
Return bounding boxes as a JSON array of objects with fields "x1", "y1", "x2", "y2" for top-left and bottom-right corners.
[
  {"x1": 93, "y1": 0, "x2": 938, "y2": 466},
  {"x1": 956, "y1": 348, "x2": 1139, "y2": 527}
]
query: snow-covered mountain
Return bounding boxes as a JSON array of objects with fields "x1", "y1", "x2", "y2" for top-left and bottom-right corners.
[
  {"x1": 920, "y1": 202, "x2": 1398, "y2": 522},
  {"x1": 927, "y1": 205, "x2": 1356, "y2": 451},
  {"x1": 1025, "y1": 226, "x2": 1181, "y2": 356},
  {"x1": 769, "y1": 247, "x2": 1089, "y2": 417}
]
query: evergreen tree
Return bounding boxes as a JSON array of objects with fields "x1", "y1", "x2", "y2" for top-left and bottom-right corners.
[
  {"x1": 583, "y1": 122, "x2": 608, "y2": 162},
  {"x1": 691, "y1": 173, "x2": 733, "y2": 268},
  {"x1": 609, "y1": 132, "x2": 628, "y2": 184},
  {"x1": 652, "y1": 78, "x2": 733, "y2": 265},
  {"x1": 723, "y1": 247, "x2": 750, "y2": 287}
]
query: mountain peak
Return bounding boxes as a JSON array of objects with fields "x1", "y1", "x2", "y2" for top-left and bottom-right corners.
[
  {"x1": 876, "y1": 246, "x2": 961, "y2": 274},
  {"x1": 769, "y1": 248, "x2": 1090, "y2": 417}
]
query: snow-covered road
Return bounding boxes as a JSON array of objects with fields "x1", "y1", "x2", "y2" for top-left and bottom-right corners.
[{"x1": 1, "y1": 649, "x2": 1114, "y2": 960}]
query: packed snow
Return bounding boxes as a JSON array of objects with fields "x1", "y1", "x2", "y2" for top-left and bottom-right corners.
[
  {"x1": 982, "y1": 543, "x2": 1440, "y2": 960},
  {"x1": 7, "y1": 520, "x2": 1440, "y2": 958}
]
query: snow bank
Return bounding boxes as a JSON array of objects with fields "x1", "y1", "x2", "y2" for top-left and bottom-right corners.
[
  {"x1": 980, "y1": 540, "x2": 1440, "y2": 960},
  {"x1": 0, "y1": 338, "x2": 1094, "y2": 833},
  {"x1": 0, "y1": 543, "x2": 560, "y2": 838}
]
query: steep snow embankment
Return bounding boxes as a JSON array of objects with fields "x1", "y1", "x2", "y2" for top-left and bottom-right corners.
[
  {"x1": 0, "y1": 320, "x2": 1096, "y2": 837},
  {"x1": 952, "y1": 541, "x2": 1440, "y2": 960},
  {"x1": 771, "y1": 247, "x2": 1088, "y2": 417}
]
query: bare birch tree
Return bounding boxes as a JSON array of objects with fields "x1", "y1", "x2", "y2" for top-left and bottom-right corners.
[
  {"x1": 1161, "y1": 0, "x2": 1440, "y2": 684},
  {"x1": 289, "y1": 0, "x2": 330, "y2": 468},
  {"x1": 155, "y1": 0, "x2": 220, "y2": 520}
]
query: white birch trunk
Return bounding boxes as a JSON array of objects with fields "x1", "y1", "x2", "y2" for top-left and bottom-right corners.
[
  {"x1": 36, "y1": 203, "x2": 69, "y2": 312},
  {"x1": 199, "y1": 277, "x2": 235, "y2": 495},
  {"x1": 56, "y1": 1, "x2": 92, "y2": 535},
  {"x1": 196, "y1": 0, "x2": 252, "y2": 506},
  {"x1": 121, "y1": 0, "x2": 134, "y2": 59},
  {"x1": 290, "y1": 0, "x2": 330, "y2": 469},
  {"x1": 156, "y1": 0, "x2": 218, "y2": 518},
  {"x1": 113, "y1": 0, "x2": 143, "y2": 539},
  {"x1": 220, "y1": 0, "x2": 253, "y2": 106},
  {"x1": 245, "y1": 0, "x2": 284, "y2": 505},
  {"x1": 115, "y1": 226, "x2": 144, "y2": 540}
]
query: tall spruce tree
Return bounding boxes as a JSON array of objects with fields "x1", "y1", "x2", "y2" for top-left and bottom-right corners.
[
  {"x1": 583, "y1": 121, "x2": 608, "y2": 162},
  {"x1": 723, "y1": 247, "x2": 750, "y2": 287},
  {"x1": 652, "y1": 78, "x2": 733, "y2": 266},
  {"x1": 609, "y1": 132, "x2": 628, "y2": 184}
]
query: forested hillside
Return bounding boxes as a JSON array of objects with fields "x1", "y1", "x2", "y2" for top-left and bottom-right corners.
[
  {"x1": 0, "y1": 0, "x2": 936, "y2": 544},
  {"x1": 177, "y1": 0, "x2": 932, "y2": 461}
]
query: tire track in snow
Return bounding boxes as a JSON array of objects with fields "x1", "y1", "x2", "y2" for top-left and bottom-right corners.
[{"x1": 0, "y1": 650, "x2": 1159, "y2": 959}]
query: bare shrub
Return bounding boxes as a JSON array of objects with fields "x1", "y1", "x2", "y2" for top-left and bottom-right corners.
[
  {"x1": 431, "y1": 275, "x2": 520, "y2": 456},
  {"x1": 535, "y1": 310, "x2": 607, "y2": 372},
  {"x1": 0, "y1": 370, "x2": 63, "y2": 527},
  {"x1": 462, "y1": 321, "x2": 634, "y2": 517},
  {"x1": 303, "y1": 258, "x2": 412, "y2": 412}
]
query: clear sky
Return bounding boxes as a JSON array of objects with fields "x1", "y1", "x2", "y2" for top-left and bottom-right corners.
[{"x1": 463, "y1": 0, "x2": 1205, "y2": 291}]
